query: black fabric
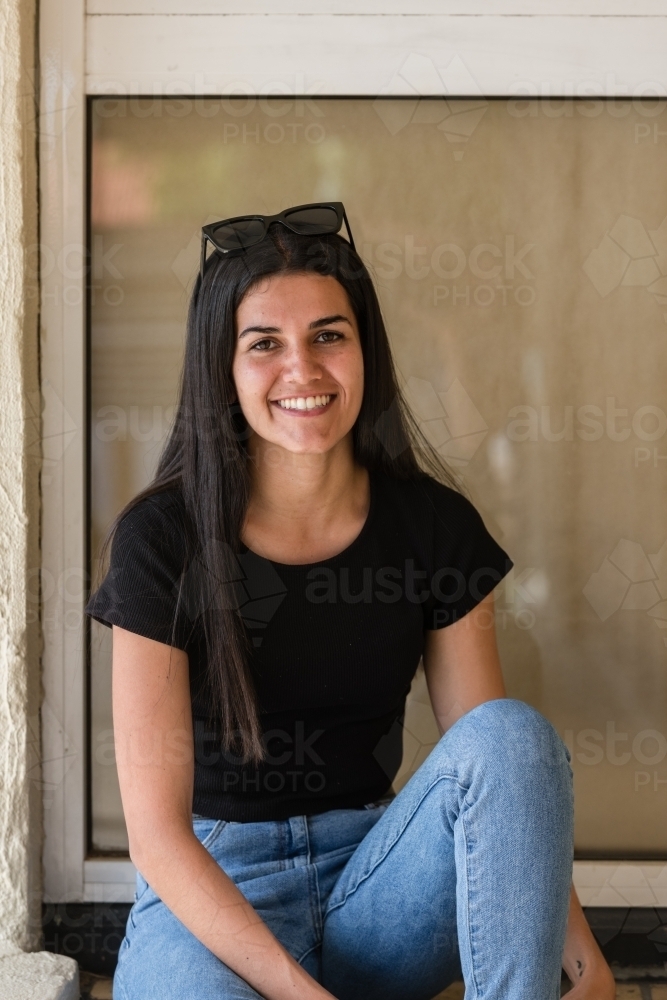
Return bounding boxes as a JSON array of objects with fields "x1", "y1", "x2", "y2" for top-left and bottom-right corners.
[{"x1": 86, "y1": 471, "x2": 512, "y2": 822}]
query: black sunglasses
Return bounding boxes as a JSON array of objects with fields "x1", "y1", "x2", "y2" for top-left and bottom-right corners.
[{"x1": 200, "y1": 202, "x2": 355, "y2": 279}]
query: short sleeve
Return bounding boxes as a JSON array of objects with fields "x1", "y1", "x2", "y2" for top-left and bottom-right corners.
[
  {"x1": 85, "y1": 492, "x2": 196, "y2": 650},
  {"x1": 422, "y1": 482, "x2": 513, "y2": 629}
]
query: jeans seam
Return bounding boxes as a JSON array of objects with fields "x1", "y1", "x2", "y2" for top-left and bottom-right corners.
[
  {"x1": 310, "y1": 860, "x2": 324, "y2": 942},
  {"x1": 197, "y1": 820, "x2": 227, "y2": 851},
  {"x1": 302, "y1": 818, "x2": 323, "y2": 943},
  {"x1": 112, "y1": 968, "x2": 130, "y2": 1000},
  {"x1": 297, "y1": 941, "x2": 320, "y2": 966},
  {"x1": 324, "y1": 772, "x2": 466, "y2": 917},
  {"x1": 459, "y1": 805, "x2": 480, "y2": 1000},
  {"x1": 304, "y1": 815, "x2": 312, "y2": 866},
  {"x1": 279, "y1": 820, "x2": 288, "y2": 872}
]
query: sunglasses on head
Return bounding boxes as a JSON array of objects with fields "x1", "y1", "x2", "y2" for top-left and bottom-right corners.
[{"x1": 200, "y1": 202, "x2": 356, "y2": 279}]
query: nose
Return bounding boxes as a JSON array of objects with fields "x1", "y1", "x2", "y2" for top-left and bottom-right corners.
[{"x1": 281, "y1": 342, "x2": 323, "y2": 386}]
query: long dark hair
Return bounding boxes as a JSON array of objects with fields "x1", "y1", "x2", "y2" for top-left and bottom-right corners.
[{"x1": 101, "y1": 226, "x2": 459, "y2": 763}]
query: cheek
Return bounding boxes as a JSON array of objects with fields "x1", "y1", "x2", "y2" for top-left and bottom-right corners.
[
  {"x1": 233, "y1": 356, "x2": 272, "y2": 402},
  {"x1": 346, "y1": 346, "x2": 365, "y2": 398}
]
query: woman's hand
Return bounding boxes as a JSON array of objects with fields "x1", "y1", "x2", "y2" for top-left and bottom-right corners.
[{"x1": 561, "y1": 886, "x2": 616, "y2": 1000}]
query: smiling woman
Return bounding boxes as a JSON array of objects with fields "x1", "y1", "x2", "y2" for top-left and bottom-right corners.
[
  {"x1": 235, "y1": 276, "x2": 362, "y2": 432},
  {"x1": 91, "y1": 225, "x2": 446, "y2": 762},
  {"x1": 234, "y1": 273, "x2": 369, "y2": 565},
  {"x1": 84, "y1": 219, "x2": 613, "y2": 1000}
]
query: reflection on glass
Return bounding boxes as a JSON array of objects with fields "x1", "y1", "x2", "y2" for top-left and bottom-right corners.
[{"x1": 90, "y1": 97, "x2": 667, "y2": 857}]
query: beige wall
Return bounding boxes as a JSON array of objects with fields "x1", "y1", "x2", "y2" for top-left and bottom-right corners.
[
  {"x1": 0, "y1": 0, "x2": 42, "y2": 951},
  {"x1": 89, "y1": 97, "x2": 667, "y2": 857}
]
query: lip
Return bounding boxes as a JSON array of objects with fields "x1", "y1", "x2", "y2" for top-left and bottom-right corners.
[{"x1": 270, "y1": 394, "x2": 337, "y2": 417}]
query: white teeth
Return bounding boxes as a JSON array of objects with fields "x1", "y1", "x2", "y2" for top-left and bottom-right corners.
[{"x1": 277, "y1": 394, "x2": 331, "y2": 410}]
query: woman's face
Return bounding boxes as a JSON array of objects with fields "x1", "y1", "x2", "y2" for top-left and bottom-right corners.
[{"x1": 232, "y1": 272, "x2": 364, "y2": 457}]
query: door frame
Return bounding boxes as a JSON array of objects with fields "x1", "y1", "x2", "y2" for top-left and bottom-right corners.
[{"x1": 41, "y1": 0, "x2": 667, "y2": 905}]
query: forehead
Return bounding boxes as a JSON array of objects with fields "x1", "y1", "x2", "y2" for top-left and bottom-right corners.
[{"x1": 237, "y1": 272, "x2": 353, "y2": 321}]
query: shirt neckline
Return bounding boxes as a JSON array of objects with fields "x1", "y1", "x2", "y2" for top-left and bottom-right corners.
[{"x1": 241, "y1": 468, "x2": 378, "y2": 570}]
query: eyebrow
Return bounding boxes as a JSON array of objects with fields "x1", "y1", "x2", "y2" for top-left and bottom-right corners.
[
  {"x1": 308, "y1": 314, "x2": 352, "y2": 330},
  {"x1": 238, "y1": 314, "x2": 353, "y2": 338}
]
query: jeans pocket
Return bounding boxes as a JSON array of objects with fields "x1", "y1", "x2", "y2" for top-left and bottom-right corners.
[
  {"x1": 193, "y1": 817, "x2": 228, "y2": 851},
  {"x1": 129, "y1": 874, "x2": 150, "y2": 932},
  {"x1": 133, "y1": 871, "x2": 151, "y2": 905}
]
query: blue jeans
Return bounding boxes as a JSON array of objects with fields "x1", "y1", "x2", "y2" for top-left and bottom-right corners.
[{"x1": 113, "y1": 699, "x2": 574, "y2": 1000}]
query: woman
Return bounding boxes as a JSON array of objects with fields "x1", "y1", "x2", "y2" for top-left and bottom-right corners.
[{"x1": 86, "y1": 204, "x2": 615, "y2": 1000}]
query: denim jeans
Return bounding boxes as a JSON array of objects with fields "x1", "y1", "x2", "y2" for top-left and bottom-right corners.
[{"x1": 113, "y1": 698, "x2": 574, "y2": 1000}]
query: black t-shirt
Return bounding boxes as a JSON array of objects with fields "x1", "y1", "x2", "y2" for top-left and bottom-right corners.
[{"x1": 86, "y1": 470, "x2": 512, "y2": 822}]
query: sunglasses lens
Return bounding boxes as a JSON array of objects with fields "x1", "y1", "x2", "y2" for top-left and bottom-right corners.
[
  {"x1": 284, "y1": 206, "x2": 340, "y2": 234},
  {"x1": 210, "y1": 218, "x2": 265, "y2": 251}
]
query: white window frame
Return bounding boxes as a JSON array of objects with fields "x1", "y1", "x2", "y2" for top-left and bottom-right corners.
[{"x1": 41, "y1": 0, "x2": 667, "y2": 905}]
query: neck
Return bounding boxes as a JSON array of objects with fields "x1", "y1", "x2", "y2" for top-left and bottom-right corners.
[
  {"x1": 247, "y1": 433, "x2": 361, "y2": 522},
  {"x1": 241, "y1": 433, "x2": 371, "y2": 563}
]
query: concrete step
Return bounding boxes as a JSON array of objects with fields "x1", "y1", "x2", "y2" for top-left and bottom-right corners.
[
  {"x1": 79, "y1": 973, "x2": 667, "y2": 999},
  {"x1": 0, "y1": 942, "x2": 78, "y2": 1000}
]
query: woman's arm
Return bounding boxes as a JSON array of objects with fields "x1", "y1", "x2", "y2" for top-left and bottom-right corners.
[
  {"x1": 112, "y1": 625, "x2": 334, "y2": 1000},
  {"x1": 422, "y1": 592, "x2": 506, "y2": 730},
  {"x1": 422, "y1": 593, "x2": 615, "y2": 999}
]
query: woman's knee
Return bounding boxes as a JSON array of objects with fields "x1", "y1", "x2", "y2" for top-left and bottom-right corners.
[{"x1": 435, "y1": 698, "x2": 570, "y2": 774}]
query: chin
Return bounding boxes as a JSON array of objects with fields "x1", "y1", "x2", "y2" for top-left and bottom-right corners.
[
  {"x1": 273, "y1": 433, "x2": 340, "y2": 455},
  {"x1": 285, "y1": 441, "x2": 336, "y2": 455}
]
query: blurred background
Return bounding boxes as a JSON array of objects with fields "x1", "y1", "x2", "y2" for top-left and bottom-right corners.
[{"x1": 89, "y1": 95, "x2": 667, "y2": 858}]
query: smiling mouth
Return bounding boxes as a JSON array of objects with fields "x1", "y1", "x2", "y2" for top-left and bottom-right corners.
[{"x1": 271, "y1": 393, "x2": 336, "y2": 414}]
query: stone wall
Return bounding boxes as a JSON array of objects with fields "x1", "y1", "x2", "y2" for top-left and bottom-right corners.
[{"x1": 0, "y1": 0, "x2": 42, "y2": 952}]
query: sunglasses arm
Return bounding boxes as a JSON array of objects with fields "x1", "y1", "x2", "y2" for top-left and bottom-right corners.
[
  {"x1": 200, "y1": 233, "x2": 212, "y2": 282},
  {"x1": 342, "y1": 209, "x2": 356, "y2": 252}
]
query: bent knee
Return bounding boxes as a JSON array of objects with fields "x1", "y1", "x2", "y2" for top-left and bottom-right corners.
[{"x1": 438, "y1": 698, "x2": 570, "y2": 771}]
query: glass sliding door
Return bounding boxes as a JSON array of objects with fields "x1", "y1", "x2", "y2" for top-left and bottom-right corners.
[{"x1": 89, "y1": 96, "x2": 667, "y2": 857}]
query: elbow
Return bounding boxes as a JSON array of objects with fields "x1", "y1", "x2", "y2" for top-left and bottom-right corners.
[
  {"x1": 126, "y1": 814, "x2": 192, "y2": 875},
  {"x1": 127, "y1": 836, "x2": 144, "y2": 870},
  {"x1": 127, "y1": 830, "x2": 151, "y2": 873}
]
